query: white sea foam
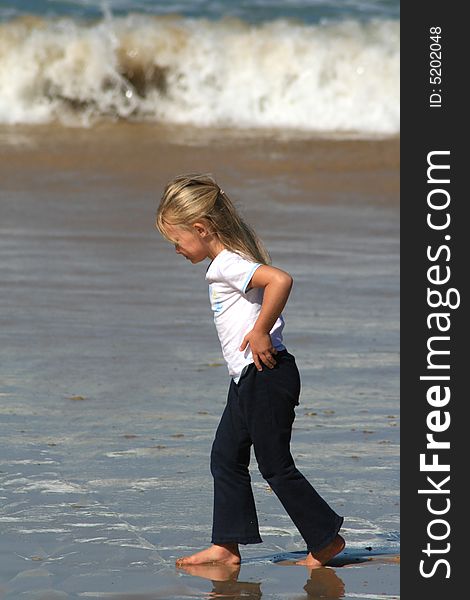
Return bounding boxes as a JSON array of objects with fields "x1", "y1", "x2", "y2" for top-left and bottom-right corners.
[
  {"x1": 3, "y1": 477, "x2": 88, "y2": 494},
  {"x1": 0, "y1": 14, "x2": 399, "y2": 135}
]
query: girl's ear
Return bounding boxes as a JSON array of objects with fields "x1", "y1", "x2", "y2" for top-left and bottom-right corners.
[{"x1": 193, "y1": 222, "x2": 209, "y2": 237}]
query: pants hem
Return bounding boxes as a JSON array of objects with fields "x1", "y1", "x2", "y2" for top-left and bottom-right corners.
[
  {"x1": 212, "y1": 537, "x2": 263, "y2": 545},
  {"x1": 307, "y1": 516, "x2": 344, "y2": 554}
]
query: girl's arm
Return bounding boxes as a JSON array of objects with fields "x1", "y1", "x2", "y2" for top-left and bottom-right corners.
[{"x1": 239, "y1": 264, "x2": 293, "y2": 371}]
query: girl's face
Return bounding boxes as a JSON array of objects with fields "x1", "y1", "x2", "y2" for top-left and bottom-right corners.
[{"x1": 164, "y1": 223, "x2": 212, "y2": 264}]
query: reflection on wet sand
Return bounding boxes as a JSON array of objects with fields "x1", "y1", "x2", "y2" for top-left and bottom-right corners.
[
  {"x1": 178, "y1": 563, "x2": 260, "y2": 599},
  {"x1": 304, "y1": 567, "x2": 346, "y2": 599},
  {"x1": 177, "y1": 562, "x2": 345, "y2": 600}
]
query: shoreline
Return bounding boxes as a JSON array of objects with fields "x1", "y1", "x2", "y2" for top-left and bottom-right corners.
[{"x1": 0, "y1": 121, "x2": 399, "y2": 207}]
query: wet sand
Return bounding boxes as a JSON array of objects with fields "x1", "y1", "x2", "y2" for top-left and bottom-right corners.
[{"x1": 0, "y1": 123, "x2": 399, "y2": 599}]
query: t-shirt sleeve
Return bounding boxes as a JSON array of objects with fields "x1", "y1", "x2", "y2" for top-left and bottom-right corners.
[{"x1": 218, "y1": 254, "x2": 262, "y2": 294}]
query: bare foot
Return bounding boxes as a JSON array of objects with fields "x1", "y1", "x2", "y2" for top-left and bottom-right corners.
[
  {"x1": 296, "y1": 534, "x2": 345, "y2": 568},
  {"x1": 175, "y1": 543, "x2": 241, "y2": 566}
]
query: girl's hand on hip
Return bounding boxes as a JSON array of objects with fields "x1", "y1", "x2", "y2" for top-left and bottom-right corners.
[{"x1": 240, "y1": 330, "x2": 277, "y2": 371}]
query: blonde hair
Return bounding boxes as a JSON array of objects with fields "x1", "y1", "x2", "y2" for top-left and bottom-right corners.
[{"x1": 156, "y1": 173, "x2": 271, "y2": 265}]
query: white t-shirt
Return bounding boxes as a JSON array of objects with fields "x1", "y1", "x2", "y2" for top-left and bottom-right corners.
[{"x1": 205, "y1": 249, "x2": 285, "y2": 381}]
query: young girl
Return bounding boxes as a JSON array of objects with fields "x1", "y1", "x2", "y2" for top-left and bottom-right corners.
[{"x1": 156, "y1": 173, "x2": 345, "y2": 568}]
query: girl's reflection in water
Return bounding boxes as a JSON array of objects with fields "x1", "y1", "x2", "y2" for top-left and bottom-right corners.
[{"x1": 176, "y1": 563, "x2": 345, "y2": 600}]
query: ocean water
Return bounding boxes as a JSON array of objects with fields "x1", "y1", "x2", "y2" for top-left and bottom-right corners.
[
  {"x1": 0, "y1": 0, "x2": 400, "y2": 23},
  {"x1": 1, "y1": 4, "x2": 400, "y2": 597},
  {"x1": 0, "y1": 0, "x2": 399, "y2": 135}
]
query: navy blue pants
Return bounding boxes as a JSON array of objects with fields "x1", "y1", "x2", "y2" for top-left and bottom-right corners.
[{"x1": 210, "y1": 350, "x2": 343, "y2": 553}]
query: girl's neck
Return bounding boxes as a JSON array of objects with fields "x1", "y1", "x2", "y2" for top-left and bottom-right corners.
[{"x1": 206, "y1": 235, "x2": 226, "y2": 260}]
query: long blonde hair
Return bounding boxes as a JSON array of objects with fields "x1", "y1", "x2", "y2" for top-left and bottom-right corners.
[{"x1": 156, "y1": 173, "x2": 271, "y2": 265}]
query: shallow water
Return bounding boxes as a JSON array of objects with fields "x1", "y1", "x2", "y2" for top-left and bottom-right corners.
[{"x1": 0, "y1": 124, "x2": 399, "y2": 598}]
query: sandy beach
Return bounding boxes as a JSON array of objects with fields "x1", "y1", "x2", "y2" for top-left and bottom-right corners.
[{"x1": 0, "y1": 123, "x2": 399, "y2": 599}]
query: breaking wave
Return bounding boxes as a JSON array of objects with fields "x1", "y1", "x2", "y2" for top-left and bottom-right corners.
[{"x1": 0, "y1": 14, "x2": 399, "y2": 135}]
